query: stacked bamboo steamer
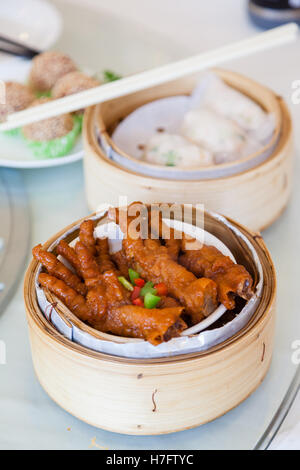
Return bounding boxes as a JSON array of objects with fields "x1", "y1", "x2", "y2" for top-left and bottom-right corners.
[
  {"x1": 83, "y1": 69, "x2": 293, "y2": 231},
  {"x1": 24, "y1": 205, "x2": 276, "y2": 435}
]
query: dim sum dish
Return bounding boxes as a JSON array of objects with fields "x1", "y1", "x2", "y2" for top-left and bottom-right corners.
[
  {"x1": 0, "y1": 51, "x2": 117, "y2": 166},
  {"x1": 0, "y1": 81, "x2": 35, "y2": 124},
  {"x1": 0, "y1": 52, "x2": 94, "y2": 160},
  {"x1": 29, "y1": 51, "x2": 78, "y2": 94},
  {"x1": 112, "y1": 73, "x2": 277, "y2": 171},
  {"x1": 24, "y1": 203, "x2": 276, "y2": 434},
  {"x1": 22, "y1": 97, "x2": 82, "y2": 159},
  {"x1": 83, "y1": 68, "x2": 293, "y2": 231},
  {"x1": 31, "y1": 205, "x2": 254, "y2": 346}
]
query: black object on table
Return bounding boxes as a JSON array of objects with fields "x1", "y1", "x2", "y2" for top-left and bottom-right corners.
[
  {"x1": 248, "y1": 0, "x2": 300, "y2": 28},
  {"x1": 0, "y1": 34, "x2": 40, "y2": 58}
]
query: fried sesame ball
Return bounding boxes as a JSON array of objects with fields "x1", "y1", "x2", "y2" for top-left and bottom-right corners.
[
  {"x1": 0, "y1": 82, "x2": 35, "y2": 122},
  {"x1": 52, "y1": 71, "x2": 100, "y2": 99},
  {"x1": 29, "y1": 51, "x2": 78, "y2": 92},
  {"x1": 22, "y1": 98, "x2": 74, "y2": 141}
]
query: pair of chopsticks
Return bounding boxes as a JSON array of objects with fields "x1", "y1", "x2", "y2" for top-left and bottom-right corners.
[
  {"x1": 0, "y1": 22, "x2": 298, "y2": 132},
  {"x1": 0, "y1": 34, "x2": 40, "y2": 59}
]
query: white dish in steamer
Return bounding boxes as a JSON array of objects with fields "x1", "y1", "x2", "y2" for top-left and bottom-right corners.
[{"x1": 98, "y1": 73, "x2": 278, "y2": 181}]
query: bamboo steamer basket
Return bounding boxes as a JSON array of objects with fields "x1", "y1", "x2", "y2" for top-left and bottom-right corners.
[
  {"x1": 24, "y1": 206, "x2": 276, "y2": 435},
  {"x1": 83, "y1": 69, "x2": 293, "y2": 232}
]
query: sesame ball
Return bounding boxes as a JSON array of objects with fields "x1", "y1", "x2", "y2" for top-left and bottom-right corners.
[
  {"x1": 0, "y1": 82, "x2": 35, "y2": 121},
  {"x1": 52, "y1": 71, "x2": 100, "y2": 99},
  {"x1": 22, "y1": 98, "x2": 74, "y2": 141},
  {"x1": 29, "y1": 51, "x2": 77, "y2": 92}
]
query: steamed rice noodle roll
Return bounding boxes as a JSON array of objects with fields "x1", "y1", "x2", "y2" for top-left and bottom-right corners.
[
  {"x1": 181, "y1": 107, "x2": 259, "y2": 164},
  {"x1": 144, "y1": 132, "x2": 213, "y2": 167}
]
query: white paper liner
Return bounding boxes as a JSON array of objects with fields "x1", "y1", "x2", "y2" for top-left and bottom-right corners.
[
  {"x1": 98, "y1": 73, "x2": 278, "y2": 181},
  {"x1": 34, "y1": 210, "x2": 263, "y2": 359}
]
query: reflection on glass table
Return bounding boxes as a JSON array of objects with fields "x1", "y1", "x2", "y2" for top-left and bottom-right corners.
[{"x1": 0, "y1": 169, "x2": 30, "y2": 315}]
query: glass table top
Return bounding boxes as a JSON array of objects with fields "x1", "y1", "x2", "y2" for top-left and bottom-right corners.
[{"x1": 0, "y1": 0, "x2": 299, "y2": 450}]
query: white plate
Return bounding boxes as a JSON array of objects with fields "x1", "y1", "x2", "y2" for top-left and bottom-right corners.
[
  {"x1": 0, "y1": 0, "x2": 62, "y2": 51},
  {"x1": 0, "y1": 58, "x2": 83, "y2": 169}
]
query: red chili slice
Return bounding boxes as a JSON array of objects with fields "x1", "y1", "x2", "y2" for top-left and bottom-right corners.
[
  {"x1": 131, "y1": 286, "x2": 141, "y2": 301},
  {"x1": 154, "y1": 283, "x2": 168, "y2": 296},
  {"x1": 134, "y1": 278, "x2": 145, "y2": 287},
  {"x1": 133, "y1": 297, "x2": 144, "y2": 307}
]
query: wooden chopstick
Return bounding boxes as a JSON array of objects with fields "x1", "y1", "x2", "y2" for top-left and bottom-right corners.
[{"x1": 0, "y1": 22, "x2": 298, "y2": 132}]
